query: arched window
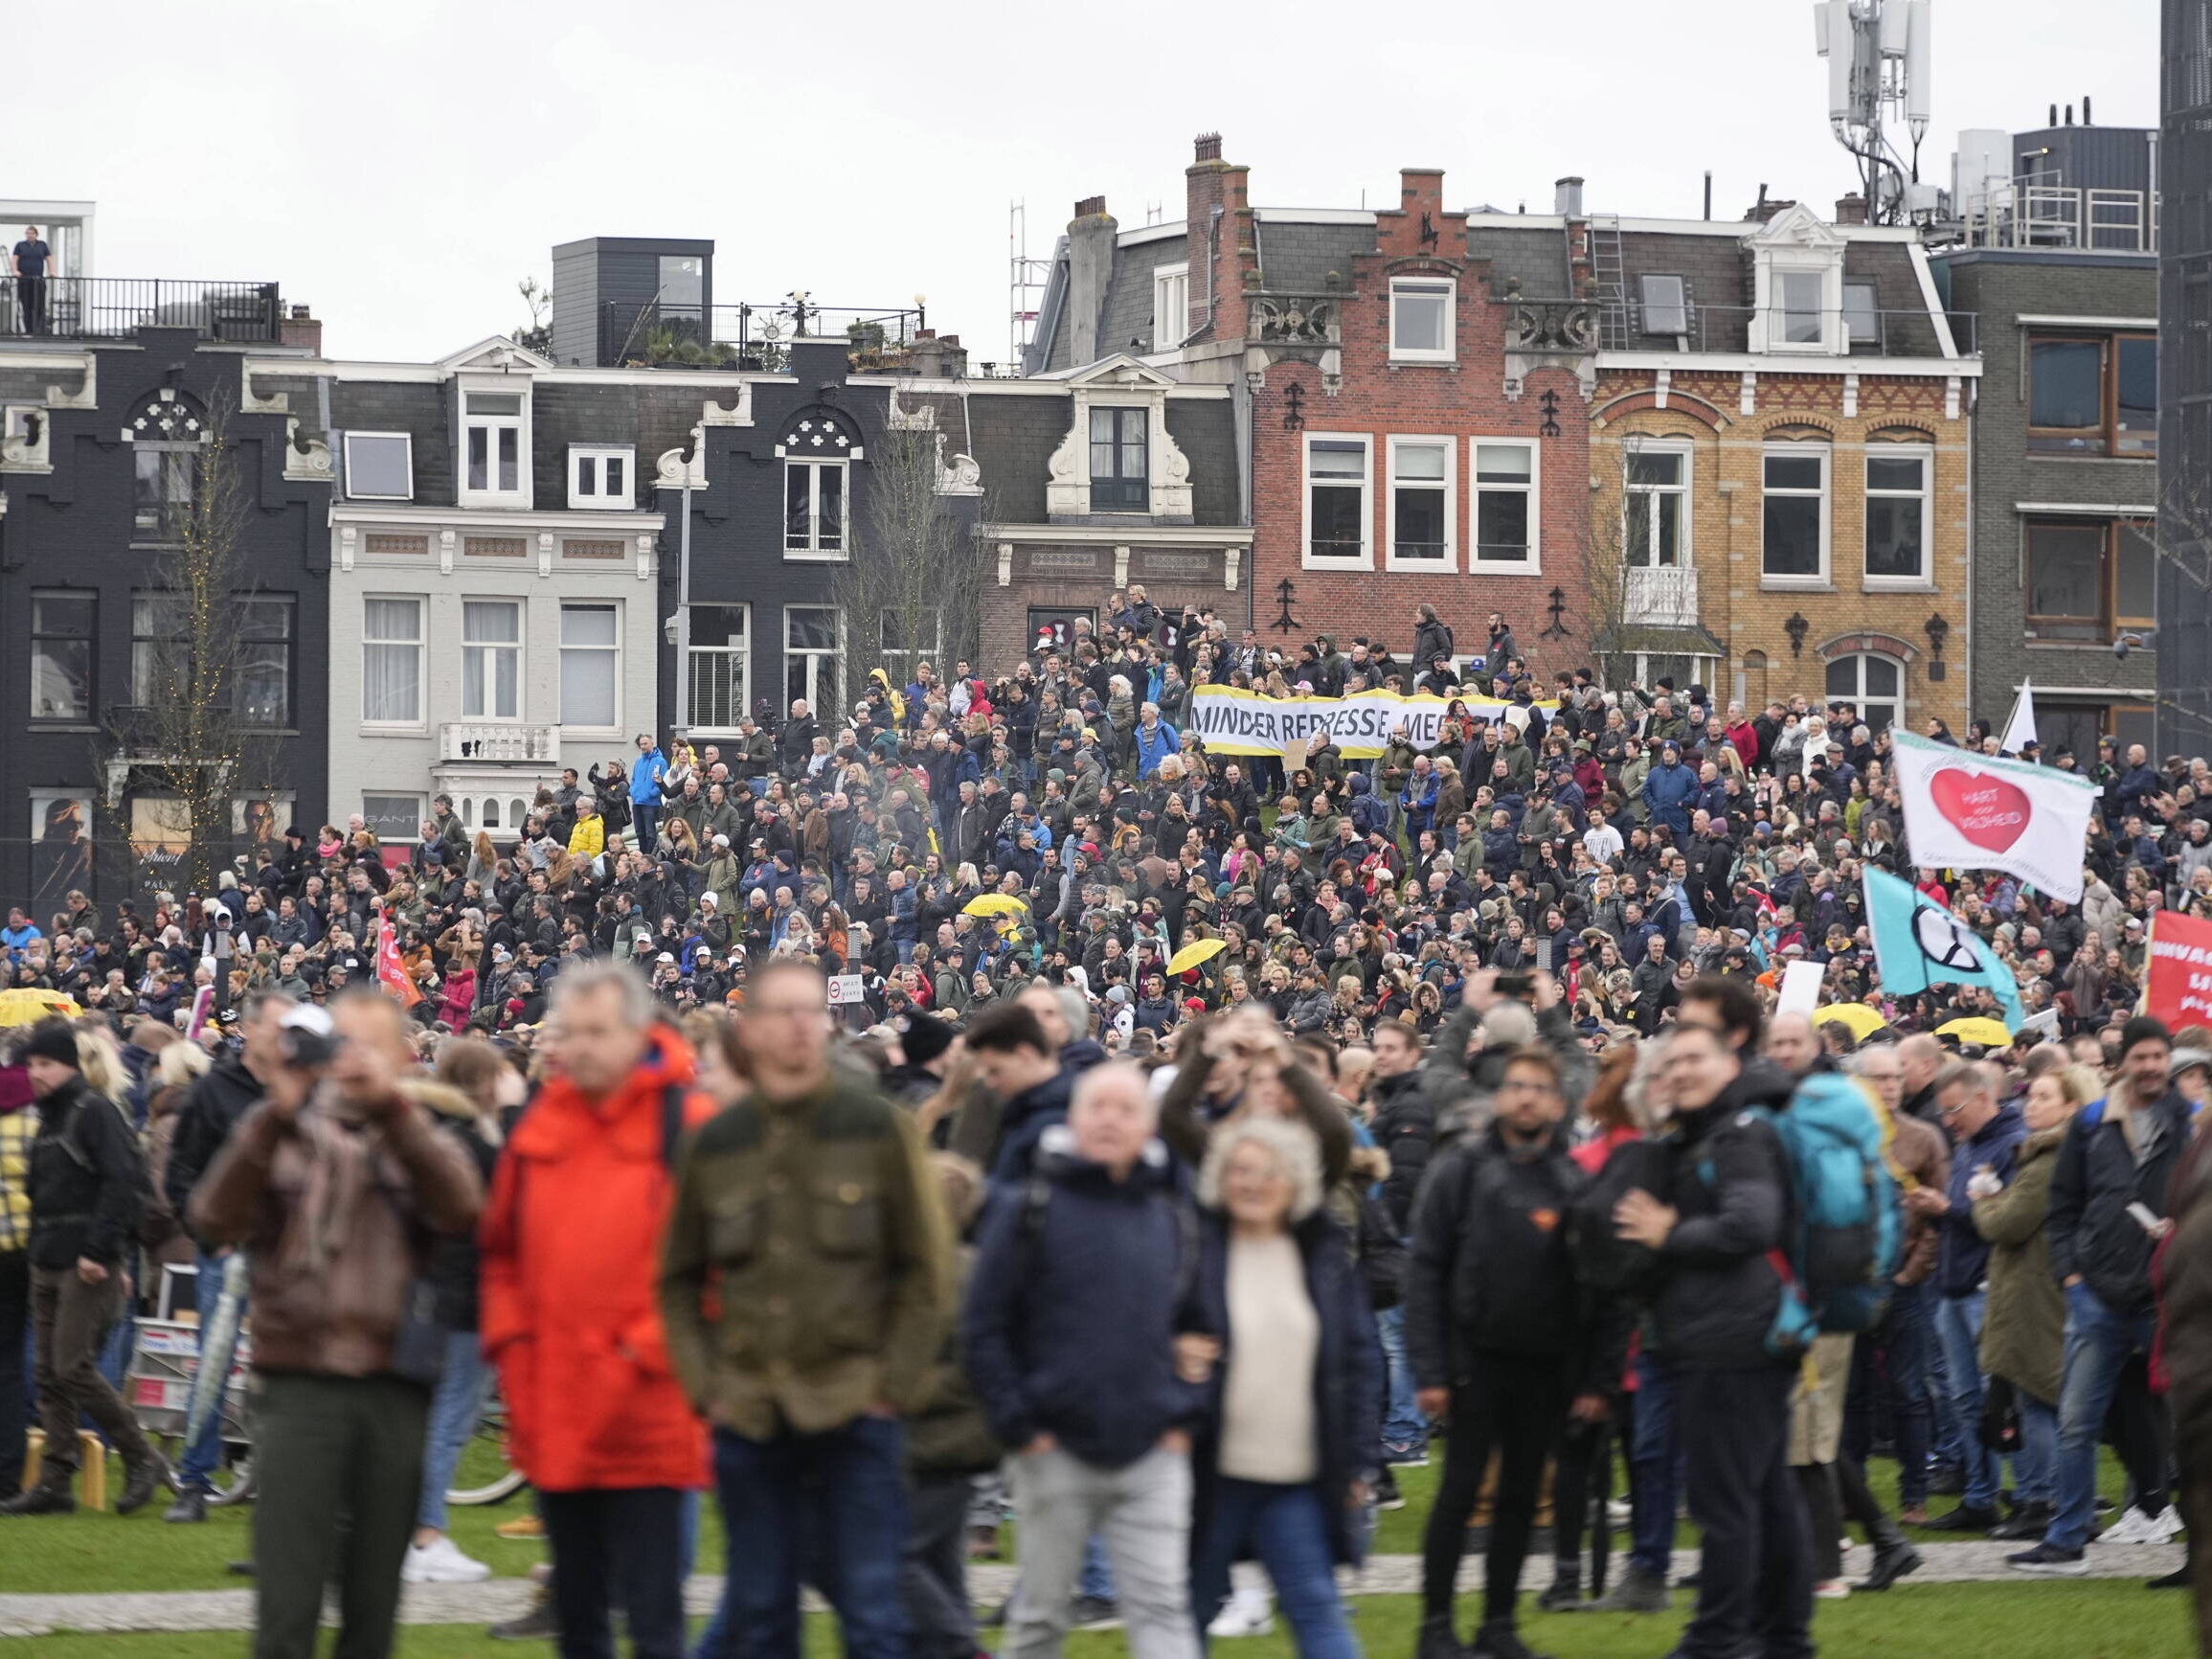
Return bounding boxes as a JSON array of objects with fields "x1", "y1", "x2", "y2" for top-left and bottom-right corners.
[
  {"x1": 509, "y1": 798, "x2": 527, "y2": 828},
  {"x1": 777, "y1": 405, "x2": 864, "y2": 561},
  {"x1": 1740, "y1": 649, "x2": 1769, "y2": 712},
  {"x1": 460, "y1": 798, "x2": 475, "y2": 827},
  {"x1": 480, "y1": 798, "x2": 501, "y2": 829},
  {"x1": 1825, "y1": 652, "x2": 1903, "y2": 735}
]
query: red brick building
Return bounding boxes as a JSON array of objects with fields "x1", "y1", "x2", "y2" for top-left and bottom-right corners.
[{"x1": 1023, "y1": 135, "x2": 1598, "y2": 679}]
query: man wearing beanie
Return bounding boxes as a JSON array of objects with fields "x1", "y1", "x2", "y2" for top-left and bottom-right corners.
[
  {"x1": 2, "y1": 1019, "x2": 168, "y2": 1515},
  {"x1": 2012, "y1": 1015, "x2": 2194, "y2": 1574}
]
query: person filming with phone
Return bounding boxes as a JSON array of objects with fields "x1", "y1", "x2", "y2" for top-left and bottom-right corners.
[{"x1": 191, "y1": 991, "x2": 484, "y2": 1659}]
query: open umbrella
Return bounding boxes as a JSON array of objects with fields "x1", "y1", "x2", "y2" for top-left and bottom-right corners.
[
  {"x1": 1937, "y1": 1015, "x2": 2016, "y2": 1048},
  {"x1": 961, "y1": 895, "x2": 1027, "y2": 920},
  {"x1": 1167, "y1": 938, "x2": 1229, "y2": 976},
  {"x1": 1812, "y1": 1003, "x2": 1888, "y2": 1040},
  {"x1": 0, "y1": 989, "x2": 79, "y2": 1028}
]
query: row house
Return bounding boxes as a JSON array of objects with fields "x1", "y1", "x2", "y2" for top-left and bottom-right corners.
[
  {"x1": 1587, "y1": 197, "x2": 1981, "y2": 727},
  {"x1": 1933, "y1": 116, "x2": 2161, "y2": 759},
  {"x1": 0, "y1": 288, "x2": 328, "y2": 910},
  {"x1": 243, "y1": 335, "x2": 704, "y2": 842},
  {"x1": 1024, "y1": 137, "x2": 1594, "y2": 680}
]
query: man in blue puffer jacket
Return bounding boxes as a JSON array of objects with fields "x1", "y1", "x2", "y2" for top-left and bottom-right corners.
[
  {"x1": 628, "y1": 733, "x2": 668, "y2": 852},
  {"x1": 1640, "y1": 739, "x2": 1699, "y2": 841},
  {"x1": 962, "y1": 1063, "x2": 1211, "y2": 1659}
]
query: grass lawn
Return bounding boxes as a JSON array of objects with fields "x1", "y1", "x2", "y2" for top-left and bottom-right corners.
[{"x1": 4, "y1": 1584, "x2": 2204, "y2": 1658}]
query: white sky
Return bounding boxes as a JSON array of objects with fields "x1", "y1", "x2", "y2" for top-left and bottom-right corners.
[{"x1": 15, "y1": 0, "x2": 2160, "y2": 366}]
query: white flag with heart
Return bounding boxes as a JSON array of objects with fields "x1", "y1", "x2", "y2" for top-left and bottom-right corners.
[{"x1": 1890, "y1": 730, "x2": 2102, "y2": 902}]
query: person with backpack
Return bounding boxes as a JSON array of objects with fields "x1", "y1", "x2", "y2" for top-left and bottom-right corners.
[
  {"x1": 2012, "y1": 1017, "x2": 2195, "y2": 1575},
  {"x1": 1406, "y1": 1044, "x2": 1624, "y2": 1659},
  {"x1": 961, "y1": 1061, "x2": 1212, "y2": 1659},
  {"x1": 480, "y1": 963, "x2": 722, "y2": 1656},
  {"x1": 1612, "y1": 1018, "x2": 1815, "y2": 1659},
  {"x1": 1910, "y1": 1058, "x2": 2028, "y2": 1534},
  {"x1": 1, "y1": 1019, "x2": 168, "y2": 1517}
]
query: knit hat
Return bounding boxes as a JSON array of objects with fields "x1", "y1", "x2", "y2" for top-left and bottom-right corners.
[
  {"x1": 900, "y1": 1014, "x2": 955, "y2": 1067},
  {"x1": 19, "y1": 1018, "x2": 79, "y2": 1070},
  {"x1": 2120, "y1": 1014, "x2": 2172, "y2": 1059}
]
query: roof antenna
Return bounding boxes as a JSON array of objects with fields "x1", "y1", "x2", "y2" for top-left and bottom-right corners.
[{"x1": 1704, "y1": 170, "x2": 1713, "y2": 220}]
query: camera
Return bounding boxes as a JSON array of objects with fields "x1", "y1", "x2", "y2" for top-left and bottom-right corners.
[
  {"x1": 276, "y1": 1004, "x2": 341, "y2": 1069},
  {"x1": 1495, "y1": 971, "x2": 1536, "y2": 1001}
]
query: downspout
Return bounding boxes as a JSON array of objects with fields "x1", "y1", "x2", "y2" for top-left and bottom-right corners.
[{"x1": 673, "y1": 470, "x2": 693, "y2": 737}]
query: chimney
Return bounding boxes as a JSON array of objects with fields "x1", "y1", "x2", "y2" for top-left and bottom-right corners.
[
  {"x1": 2065, "y1": 102, "x2": 2075, "y2": 125},
  {"x1": 1554, "y1": 176, "x2": 1585, "y2": 216},
  {"x1": 906, "y1": 330, "x2": 968, "y2": 379},
  {"x1": 2084, "y1": 94, "x2": 2094, "y2": 125},
  {"x1": 1834, "y1": 193, "x2": 1869, "y2": 225},
  {"x1": 1744, "y1": 189, "x2": 1797, "y2": 223},
  {"x1": 1066, "y1": 196, "x2": 1118, "y2": 365},
  {"x1": 280, "y1": 303, "x2": 322, "y2": 355},
  {"x1": 1193, "y1": 131, "x2": 1222, "y2": 163},
  {"x1": 1186, "y1": 131, "x2": 1253, "y2": 346}
]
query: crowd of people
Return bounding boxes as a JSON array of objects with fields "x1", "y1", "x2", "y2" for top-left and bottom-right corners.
[{"x1": 3, "y1": 597, "x2": 2212, "y2": 1659}]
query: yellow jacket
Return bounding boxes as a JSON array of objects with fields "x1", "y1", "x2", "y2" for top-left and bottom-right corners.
[{"x1": 568, "y1": 815, "x2": 605, "y2": 857}]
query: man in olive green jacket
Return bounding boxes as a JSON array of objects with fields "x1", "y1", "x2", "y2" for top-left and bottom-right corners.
[{"x1": 660, "y1": 960, "x2": 953, "y2": 1659}]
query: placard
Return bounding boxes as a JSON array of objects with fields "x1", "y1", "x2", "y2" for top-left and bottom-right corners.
[{"x1": 825, "y1": 973, "x2": 866, "y2": 1007}]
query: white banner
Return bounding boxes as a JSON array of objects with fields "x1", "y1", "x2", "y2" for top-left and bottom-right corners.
[
  {"x1": 1890, "y1": 730, "x2": 2101, "y2": 902},
  {"x1": 1186, "y1": 687, "x2": 1550, "y2": 761}
]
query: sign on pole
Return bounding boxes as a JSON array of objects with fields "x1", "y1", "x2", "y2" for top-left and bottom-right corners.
[{"x1": 826, "y1": 973, "x2": 866, "y2": 1007}]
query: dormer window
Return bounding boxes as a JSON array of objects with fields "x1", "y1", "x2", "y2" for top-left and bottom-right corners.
[
  {"x1": 462, "y1": 388, "x2": 529, "y2": 503},
  {"x1": 1776, "y1": 272, "x2": 1824, "y2": 346},
  {"x1": 1089, "y1": 407, "x2": 1148, "y2": 511},
  {"x1": 1389, "y1": 280, "x2": 1455, "y2": 362},
  {"x1": 1748, "y1": 205, "x2": 1847, "y2": 356},
  {"x1": 776, "y1": 407, "x2": 864, "y2": 560}
]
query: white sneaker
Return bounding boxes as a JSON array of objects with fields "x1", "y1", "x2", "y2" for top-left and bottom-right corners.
[
  {"x1": 1814, "y1": 1579, "x2": 1852, "y2": 1601},
  {"x1": 1607, "y1": 1498, "x2": 1633, "y2": 1526},
  {"x1": 2099, "y1": 1506, "x2": 2159, "y2": 1545},
  {"x1": 2136, "y1": 1506, "x2": 2185, "y2": 1544},
  {"x1": 403, "y1": 1534, "x2": 492, "y2": 1584},
  {"x1": 1208, "y1": 1586, "x2": 1275, "y2": 1638}
]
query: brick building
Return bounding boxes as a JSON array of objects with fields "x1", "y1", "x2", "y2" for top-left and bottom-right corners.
[
  {"x1": 1587, "y1": 198, "x2": 1981, "y2": 729},
  {"x1": 1023, "y1": 137, "x2": 1596, "y2": 679}
]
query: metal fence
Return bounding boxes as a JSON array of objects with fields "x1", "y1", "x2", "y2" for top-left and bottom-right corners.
[{"x1": 0, "y1": 278, "x2": 283, "y2": 343}]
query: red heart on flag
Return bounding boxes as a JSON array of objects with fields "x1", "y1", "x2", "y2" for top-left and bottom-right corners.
[{"x1": 1929, "y1": 768, "x2": 2032, "y2": 853}]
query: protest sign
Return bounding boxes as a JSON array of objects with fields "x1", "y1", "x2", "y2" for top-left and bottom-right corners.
[
  {"x1": 1890, "y1": 730, "x2": 2100, "y2": 902},
  {"x1": 2145, "y1": 910, "x2": 2212, "y2": 1033}
]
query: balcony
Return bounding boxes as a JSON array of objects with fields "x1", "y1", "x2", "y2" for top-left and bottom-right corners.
[
  {"x1": 598, "y1": 298, "x2": 926, "y2": 371},
  {"x1": 1, "y1": 279, "x2": 283, "y2": 343},
  {"x1": 439, "y1": 722, "x2": 559, "y2": 764},
  {"x1": 1959, "y1": 179, "x2": 2158, "y2": 254},
  {"x1": 1623, "y1": 565, "x2": 1701, "y2": 626},
  {"x1": 1601, "y1": 302, "x2": 1976, "y2": 358}
]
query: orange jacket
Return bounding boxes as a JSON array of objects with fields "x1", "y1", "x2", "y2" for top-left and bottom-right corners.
[{"x1": 479, "y1": 1028, "x2": 717, "y2": 1492}]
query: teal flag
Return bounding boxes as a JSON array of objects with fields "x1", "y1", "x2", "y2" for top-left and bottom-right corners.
[{"x1": 1863, "y1": 867, "x2": 2026, "y2": 1033}]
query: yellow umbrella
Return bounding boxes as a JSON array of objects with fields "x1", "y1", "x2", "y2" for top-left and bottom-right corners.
[
  {"x1": 961, "y1": 895, "x2": 1027, "y2": 919},
  {"x1": 1938, "y1": 1015, "x2": 2016, "y2": 1048},
  {"x1": 1812, "y1": 1004, "x2": 1888, "y2": 1040},
  {"x1": 0, "y1": 989, "x2": 79, "y2": 1028},
  {"x1": 1167, "y1": 938, "x2": 1229, "y2": 976}
]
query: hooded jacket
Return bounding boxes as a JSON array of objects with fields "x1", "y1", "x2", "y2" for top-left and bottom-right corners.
[
  {"x1": 1935, "y1": 1100, "x2": 2027, "y2": 1297},
  {"x1": 163, "y1": 1054, "x2": 269, "y2": 1246},
  {"x1": 26, "y1": 1073, "x2": 142, "y2": 1271},
  {"x1": 481, "y1": 1029, "x2": 720, "y2": 1488},
  {"x1": 2048, "y1": 1084, "x2": 2195, "y2": 1315},
  {"x1": 1648, "y1": 1068, "x2": 1796, "y2": 1372},
  {"x1": 961, "y1": 1129, "x2": 1210, "y2": 1468}
]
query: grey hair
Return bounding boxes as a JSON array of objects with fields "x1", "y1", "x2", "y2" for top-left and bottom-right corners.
[
  {"x1": 1054, "y1": 985, "x2": 1092, "y2": 1041},
  {"x1": 1197, "y1": 1115, "x2": 1325, "y2": 1222},
  {"x1": 1931, "y1": 1058, "x2": 1998, "y2": 1102},
  {"x1": 1070, "y1": 1059, "x2": 1159, "y2": 1127},
  {"x1": 550, "y1": 959, "x2": 656, "y2": 1027}
]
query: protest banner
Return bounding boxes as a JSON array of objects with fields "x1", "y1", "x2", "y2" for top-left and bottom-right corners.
[
  {"x1": 1864, "y1": 866, "x2": 2026, "y2": 1031},
  {"x1": 1186, "y1": 686, "x2": 1552, "y2": 761},
  {"x1": 1889, "y1": 730, "x2": 2100, "y2": 903},
  {"x1": 2145, "y1": 909, "x2": 2212, "y2": 1033}
]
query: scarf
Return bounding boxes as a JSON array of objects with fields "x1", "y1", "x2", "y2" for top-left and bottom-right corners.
[{"x1": 277, "y1": 1097, "x2": 379, "y2": 1279}]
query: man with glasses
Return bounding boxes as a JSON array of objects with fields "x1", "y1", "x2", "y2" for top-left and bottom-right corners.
[
  {"x1": 1907, "y1": 1060, "x2": 2027, "y2": 1533},
  {"x1": 662, "y1": 961, "x2": 954, "y2": 1659},
  {"x1": 11, "y1": 226, "x2": 52, "y2": 335}
]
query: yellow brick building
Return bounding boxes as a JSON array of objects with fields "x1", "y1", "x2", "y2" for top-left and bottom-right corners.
[{"x1": 1572, "y1": 201, "x2": 1980, "y2": 732}]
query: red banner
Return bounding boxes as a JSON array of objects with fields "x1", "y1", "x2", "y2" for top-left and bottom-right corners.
[
  {"x1": 2145, "y1": 910, "x2": 2212, "y2": 1034},
  {"x1": 374, "y1": 917, "x2": 423, "y2": 1008}
]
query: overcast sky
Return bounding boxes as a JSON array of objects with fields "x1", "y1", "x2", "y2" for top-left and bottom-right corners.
[{"x1": 16, "y1": 0, "x2": 2159, "y2": 366}]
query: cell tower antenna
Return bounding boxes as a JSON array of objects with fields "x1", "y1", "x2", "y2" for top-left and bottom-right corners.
[
  {"x1": 1009, "y1": 199, "x2": 1052, "y2": 374},
  {"x1": 1815, "y1": 0, "x2": 1933, "y2": 224}
]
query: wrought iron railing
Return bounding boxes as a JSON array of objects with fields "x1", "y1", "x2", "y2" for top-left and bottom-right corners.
[
  {"x1": 1597, "y1": 302, "x2": 1976, "y2": 357},
  {"x1": 599, "y1": 300, "x2": 927, "y2": 370},
  {"x1": 0, "y1": 279, "x2": 282, "y2": 342}
]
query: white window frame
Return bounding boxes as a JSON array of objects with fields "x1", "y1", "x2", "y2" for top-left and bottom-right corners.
[
  {"x1": 1388, "y1": 278, "x2": 1456, "y2": 363},
  {"x1": 1760, "y1": 443, "x2": 1832, "y2": 587},
  {"x1": 459, "y1": 384, "x2": 530, "y2": 507},
  {"x1": 1825, "y1": 651, "x2": 1907, "y2": 735},
  {"x1": 557, "y1": 602, "x2": 621, "y2": 733},
  {"x1": 343, "y1": 431, "x2": 414, "y2": 501},
  {"x1": 360, "y1": 594, "x2": 424, "y2": 728},
  {"x1": 686, "y1": 602, "x2": 752, "y2": 736},
  {"x1": 783, "y1": 604, "x2": 846, "y2": 716},
  {"x1": 1753, "y1": 251, "x2": 1844, "y2": 356},
  {"x1": 1862, "y1": 443, "x2": 1934, "y2": 590},
  {"x1": 1301, "y1": 432, "x2": 1372, "y2": 570},
  {"x1": 461, "y1": 598, "x2": 523, "y2": 721},
  {"x1": 1469, "y1": 437, "x2": 1541, "y2": 574},
  {"x1": 1637, "y1": 274, "x2": 1689, "y2": 336},
  {"x1": 783, "y1": 458, "x2": 849, "y2": 560},
  {"x1": 567, "y1": 444, "x2": 635, "y2": 510},
  {"x1": 1623, "y1": 440, "x2": 1693, "y2": 568},
  {"x1": 1151, "y1": 262, "x2": 1188, "y2": 352},
  {"x1": 1385, "y1": 437, "x2": 1456, "y2": 572}
]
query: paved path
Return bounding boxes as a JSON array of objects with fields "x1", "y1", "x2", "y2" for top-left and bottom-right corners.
[{"x1": 0, "y1": 1543, "x2": 2186, "y2": 1637}]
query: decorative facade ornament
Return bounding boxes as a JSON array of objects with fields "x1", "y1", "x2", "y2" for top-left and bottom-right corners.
[
  {"x1": 124, "y1": 385, "x2": 208, "y2": 443},
  {"x1": 1, "y1": 407, "x2": 51, "y2": 472},
  {"x1": 933, "y1": 433, "x2": 982, "y2": 495},
  {"x1": 281, "y1": 417, "x2": 331, "y2": 482},
  {"x1": 656, "y1": 428, "x2": 708, "y2": 489},
  {"x1": 885, "y1": 385, "x2": 937, "y2": 431}
]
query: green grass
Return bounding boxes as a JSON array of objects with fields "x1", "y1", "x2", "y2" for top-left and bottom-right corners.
[{"x1": 3, "y1": 1585, "x2": 2203, "y2": 1658}]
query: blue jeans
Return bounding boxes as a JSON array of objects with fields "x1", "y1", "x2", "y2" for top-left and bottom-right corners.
[
  {"x1": 632, "y1": 802, "x2": 660, "y2": 853},
  {"x1": 706, "y1": 1416, "x2": 909, "y2": 1659},
  {"x1": 1081, "y1": 1534, "x2": 1117, "y2": 1602},
  {"x1": 1842, "y1": 1279, "x2": 1934, "y2": 1508},
  {"x1": 2046, "y1": 1283, "x2": 2157, "y2": 1551},
  {"x1": 1190, "y1": 1480, "x2": 1358, "y2": 1659},
  {"x1": 416, "y1": 1329, "x2": 491, "y2": 1533},
  {"x1": 1376, "y1": 1307, "x2": 1425, "y2": 1456},
  {"x1": 1934, "y1": 1290, "x2": 1997, "y2": 1510},
  {"x1": 2016, "y1": 1389, "x2": 2060, "y2": 1508},
  {"x1": 1628, "y1": 1352, "x2": 1682, "y2": 1579}
]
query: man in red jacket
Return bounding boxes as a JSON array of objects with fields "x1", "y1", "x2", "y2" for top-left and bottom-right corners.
[{"x1": 480, "y1": 962, "x2": 718, "y2": 1659}]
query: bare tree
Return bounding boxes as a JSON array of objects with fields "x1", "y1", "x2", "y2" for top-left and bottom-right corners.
[
  {"x1": 1582, "y1": 437, "x2": 1639, "y2": 689},
  {"x1": 110, "y1": 391, "x2": 283, "y2": 896},
  {"x1": 831, "y1": 404, "x2": 979, "y2": 710}
]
